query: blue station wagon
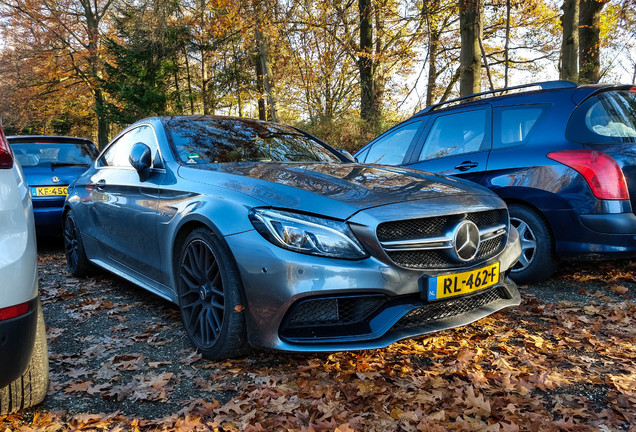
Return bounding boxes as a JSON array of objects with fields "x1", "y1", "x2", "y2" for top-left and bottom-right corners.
[{"x1": 356, "y1": 81, "x2": 636, "y2": 283}]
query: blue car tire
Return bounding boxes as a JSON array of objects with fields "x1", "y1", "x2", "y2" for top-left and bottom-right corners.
[{"x1": 508, "y1": 204, "x2": 557, "y2": 284}]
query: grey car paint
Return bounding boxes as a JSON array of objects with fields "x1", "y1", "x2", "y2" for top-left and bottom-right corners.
[{"x1": 65, "y1": 116, "x2": 521, "y2": 354}]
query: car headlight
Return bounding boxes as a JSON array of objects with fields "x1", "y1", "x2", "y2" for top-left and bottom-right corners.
[{"x1": 249, "y1": 209, "x2": 368, "y2": 259}]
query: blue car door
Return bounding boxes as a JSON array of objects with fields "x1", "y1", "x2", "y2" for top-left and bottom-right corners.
[{"x1": 404, "y1": 106, "x2": 492, "y2": 184}]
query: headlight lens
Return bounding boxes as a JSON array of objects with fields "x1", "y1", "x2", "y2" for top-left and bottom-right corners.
[{"x1": 250, "y1": 209, "x2": 368, "y2": 259}]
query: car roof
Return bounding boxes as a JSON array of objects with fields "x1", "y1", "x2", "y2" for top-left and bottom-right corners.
[
  {"x1": 6, "y1": 135, "x2": 95, "y2": 145},
  {"x1": 412, "y1": 81, "x2": 634, "y2": 118}
]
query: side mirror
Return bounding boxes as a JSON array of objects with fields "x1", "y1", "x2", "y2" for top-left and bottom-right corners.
[
  {"x1": 339, "y1": 149, "x2": 357, "y2": 163},
  {"x1": 129, "y1": 142, "x2": 152, "y2": 182}
]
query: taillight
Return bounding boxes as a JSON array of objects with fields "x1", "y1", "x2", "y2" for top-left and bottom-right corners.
[
  {"x1": 0, "y1": 127, "x2": 12, "y2": 169},
  {"x1": 547, "y1": 150, "x2": 629, "y2": 200},
  {"x1": 0, "y1": 302, "x2": 29, "y2": 320}
]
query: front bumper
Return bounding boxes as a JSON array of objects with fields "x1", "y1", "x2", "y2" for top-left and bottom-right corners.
[{"x1": 226, "y1": 226, "x2": 521, "y2": 352}]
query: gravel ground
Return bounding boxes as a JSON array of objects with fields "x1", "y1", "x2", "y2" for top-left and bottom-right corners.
[{"x1": 3, "y1": 237, "x2": 635, "y2": 430}]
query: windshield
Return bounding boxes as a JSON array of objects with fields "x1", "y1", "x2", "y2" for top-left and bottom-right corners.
[
  {"x1": 11, "y1": 141, "x2": 97, "y2": 168},
  {"x1": 567, "y1": 90, "x2": 636, "y2": 144},
  {"x1": 165, "y1": 117, "x2": 343, "y2": 164}
]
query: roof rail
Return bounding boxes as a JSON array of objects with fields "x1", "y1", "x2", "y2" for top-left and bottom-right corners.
[{"x1": 416, "y1": 80, "x2": 578, "y2": 115}]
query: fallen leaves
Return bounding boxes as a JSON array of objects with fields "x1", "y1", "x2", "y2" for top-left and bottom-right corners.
[{"x1": 1, "y1": 251, "x2": 634, "y2": 431}]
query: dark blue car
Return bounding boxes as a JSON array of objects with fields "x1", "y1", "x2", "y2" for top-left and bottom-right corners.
[
  {"x1": 356, "y1": 81, "x2": 636, "y2": 283},
  {"x1": 8, "y1": 136, "x2": 98, "y2": 235}
]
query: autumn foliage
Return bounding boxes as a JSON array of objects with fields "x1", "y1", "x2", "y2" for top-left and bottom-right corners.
[
  {"x1": 1, "y1": 250, "x2": 634, "y2": 431},
  {"x1": 1, "y1": 1, "x2": 634, "y2": 149}
]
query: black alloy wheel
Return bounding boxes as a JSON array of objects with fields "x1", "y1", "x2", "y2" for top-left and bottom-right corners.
[
  {"x1": 176, "y1": 228, "x2": 248, "y2": 360},
  {"x1": 63, "y1": 211, "x2": 93, "y2": 277}
]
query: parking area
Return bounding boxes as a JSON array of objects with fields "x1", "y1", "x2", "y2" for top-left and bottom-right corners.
[{"x1": 2, "y1": 240, "x2": 635, "y2": 431}]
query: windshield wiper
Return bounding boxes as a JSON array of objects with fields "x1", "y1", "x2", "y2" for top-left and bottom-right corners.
[{"x1": 51, "y1": 162, "x2": 90, "y2": 168}]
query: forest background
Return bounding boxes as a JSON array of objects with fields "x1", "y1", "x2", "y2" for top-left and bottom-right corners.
[{"x1": 0, "y1": 0, "x2": 634, "y2": 152}]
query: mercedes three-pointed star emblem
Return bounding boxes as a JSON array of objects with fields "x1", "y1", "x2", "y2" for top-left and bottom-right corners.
[{"x1": 452, "y1": 220, "x2": 480, "y2": 262}]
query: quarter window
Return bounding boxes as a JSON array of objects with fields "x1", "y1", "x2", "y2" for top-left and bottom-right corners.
[
  {"x1": 495, "y1": 106, "x2": 547, "y2": 149},
  {"x1": 419, "y1": 109, "x2": 486, "y2": 161},
  {"x1": 362, "y1": 121, "x2": 422, "y2": 165}
]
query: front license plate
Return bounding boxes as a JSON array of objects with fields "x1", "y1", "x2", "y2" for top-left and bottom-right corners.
[
  {"x1": 427, "y1": 262, "x2": 500, "y2": 301},
  {"x1": 31, "y1": 186, "x2": 68, "y2": 197}
]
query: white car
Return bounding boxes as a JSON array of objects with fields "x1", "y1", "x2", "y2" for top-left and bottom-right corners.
[{"x1": 0, "y1": 125, "x2": 48, "y2": 414}]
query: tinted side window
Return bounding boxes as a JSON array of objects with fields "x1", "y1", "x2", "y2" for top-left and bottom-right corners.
[
  {"x1": 567, "y1": 90, "x2": 636, "y2": 143},
  {"x1": 494, "y1": 105, "x2": 548, "y2": 149},
  {"x1": 419, "y1": 109, "x2": 486, "y2": 161},
  {"x1": 363, "y1": 121, "x2": 422, "y2": 165},
  {"x1": 99, "y1": 126, "x2": 157, "y2": 168}
]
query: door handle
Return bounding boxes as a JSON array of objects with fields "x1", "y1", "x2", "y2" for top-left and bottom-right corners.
[
  {"x1": 455, "y1": 161, "x2": 479, "y2": 171},
  {"x1": 95, "y1": 179, "x2": 106, "y2": 190}
]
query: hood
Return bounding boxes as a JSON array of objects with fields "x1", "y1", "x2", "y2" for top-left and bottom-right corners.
[{"x1": 178, "y1": 162, "x2": 495, "y2": 219}]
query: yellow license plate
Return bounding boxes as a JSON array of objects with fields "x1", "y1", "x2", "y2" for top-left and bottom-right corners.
[
  {"x1": 427, "y1": 262, "x2": 500, "y2": 301},
  {"x1": 31, "y1": 186, "x2": 68, "y2": 197}
]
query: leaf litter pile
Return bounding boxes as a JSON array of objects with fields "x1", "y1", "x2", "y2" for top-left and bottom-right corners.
[{"x1": 2, "y1": 245, "x2": 635, "y2": 431}]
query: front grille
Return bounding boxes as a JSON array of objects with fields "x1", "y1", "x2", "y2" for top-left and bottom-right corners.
[
  {"x1": 279, "y1": 288, "x2": 511, "y2": 343},
  {"x1": 394, "y1": 288, "x2": 505, "y2": 330},
  {"x1": 476, "y1": 236, "x2": 503, "y2": 259},
  {"x1": 377, "y1": 216, "x2": 448, "y2": 242},
  {"x1": 377, "y1": 209, "x2": 508, "y2": 270},
  {"x1": 466, "y1": 210, "x2": 506, "y2": 227},
  {"x1": 280, "y1": 295, "x2": 387, "y2": 340},
  {"x1": 387, "y1": 250, "x2": 452, "y2": 269},
  {"x1": 285, "y1": 296, "x2": 385, "y2": 328}
]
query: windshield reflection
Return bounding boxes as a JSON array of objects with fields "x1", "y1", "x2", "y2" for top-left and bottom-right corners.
[{"x1": 165, "y1": 117, "x2": 342, "y2": 164}]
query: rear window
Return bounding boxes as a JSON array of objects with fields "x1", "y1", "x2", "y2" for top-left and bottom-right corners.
[
  {"x1": 10, "y1": 141, "x2": 98, "y2": 168},
  {"x1": 567, "y1": 90, "x2": 636, "y2": 144}
]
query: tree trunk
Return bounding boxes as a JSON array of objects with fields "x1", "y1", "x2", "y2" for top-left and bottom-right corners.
[
  {"x1": 80, "y1": 0, "x2": 110, "y2": 148},
  {"x1": 504, "y1": 0, "x2": 511, "y2": 87},
  {"x1": 358, "y1": 0, "x2": 379, "y2": 126},
  {"x1": 94, "y1": 89, "x2": 109, "y2": 149},
  {"x1": 560, "y1": 0, "x2": 579, "y2": 82},
  {"x1": 459, "y1": 0, "x2": 483, "y2": 97},
  {"x1": 183, "y1": 48, "x2": 195, "y2": 114},
  {"x1": 254, "y1": 42, "x2": 267, "y2": 121},
  {"x1": 424, "y1": 0, "x2": 440, "y2": 106},
  {"x1": 579, "y1": 0, "x2": 608, "y2": 84},
  {"x1": 255, "y1": 25, "x2": 277, "y2": 122}
]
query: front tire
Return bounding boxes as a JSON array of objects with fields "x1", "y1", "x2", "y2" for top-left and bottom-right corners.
[
  {"x1": 508, "y1": 204, "x2": 557, "y2": 284},
  {"x1": 0, "y1": 301, "x2": 49, "y2": 415},
  {"x1": 63, "y1": 210, "x2": 94, "y2": 277},
  {"x1": 176, "y1": 228, "x2": 248, "y2": 360}
]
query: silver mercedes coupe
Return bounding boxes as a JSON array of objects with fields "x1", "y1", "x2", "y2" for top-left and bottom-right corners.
[{"x1": 63, "y1": 116, "x2": 521, "y2": 359}]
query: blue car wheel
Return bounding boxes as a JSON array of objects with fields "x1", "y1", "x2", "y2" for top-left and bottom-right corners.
[{"x1": 509, "y1": 204, "x2": 557, "y2": 284}]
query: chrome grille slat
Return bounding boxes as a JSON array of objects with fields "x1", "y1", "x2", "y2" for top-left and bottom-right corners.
[
  {"x1": 377, "y1": 210, "x2": 508, "y2": 270},
  {"x1": 380, "y1": 223, "x2": 506, "y2": 252}
]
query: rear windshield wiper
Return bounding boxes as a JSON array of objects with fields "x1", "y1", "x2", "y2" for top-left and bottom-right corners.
[{"x1": 51, "y1": 162, "x2": 90, "y2": 168}]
